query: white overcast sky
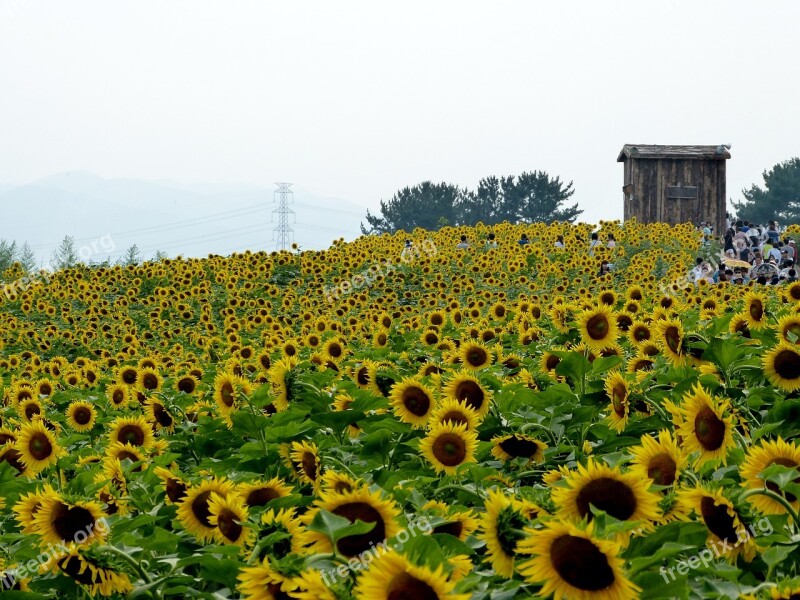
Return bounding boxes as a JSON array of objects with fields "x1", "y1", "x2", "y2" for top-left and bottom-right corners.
[{"x1": 1, "y1": 0, "x2": 798, "y2": 225}]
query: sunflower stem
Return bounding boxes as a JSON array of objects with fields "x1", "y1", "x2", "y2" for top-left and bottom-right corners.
[
  {"x1": 96, "y1": 544, "x2": 152, "y2": 585},
  {"x1": 435, "y1": 484, "x2": 485, "y2": 501},
  {"x1": 740, "y1": 488, "x2": 800, "y2": 529}
]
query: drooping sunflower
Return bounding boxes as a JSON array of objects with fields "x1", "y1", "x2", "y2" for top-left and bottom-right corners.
[
  {"x1": 490, "y1": 434, "x2": 547, "y2": 463},
  {"x1": 268, "y1": 355, "x2": 299, "y2": 411},
  {"x1": 389, "y1": 377, "x2": 436, "y2": 428},
  {"x1": 743, "y1": 290, "x2": 769, "y2": 330},
  {"x1": 678, "y1": 486, "x2": 757, "y2": 562},
  {"x1": 353, "y1": 550, "x2": 468, "y2": 600},
  {"x1": 551, "y1": 459, "x2": 661, "y2": 529},
  {"x1": 320, "y1": 470, "x2": 361, "y2": 495},
  {"x1": 442, "y1": 373, "x2": 492, "y2": 418},
  {"x1": 289, "y1": 440, "x2": 321, "y2": 487},
  {"x1": 145, "y1": 397, "x2": 176, "y2": 433},
  {"x1": 677, "y1": 383, "x2": 736, "y2": 467},
  {"x1": 653, "y1": 318, "x2": 686, "y2": 365},
  {"x1": 423, "y1": 500, "x2": 479, "y2": 541},
  {"x1": 603, "y1": 372, "x2": 630, "y2": 433},
  {"x1": 517, "y1": 520, "x2": 640, "y2": 600},
  {"x1": 176, "y1": 477, "x2": 236, "y2": 543},
  {"x1": 34, "y1": 495, "x2": 108, "y2": 547},
  {"x1": 213, "y1": 371, "x2": 249, "y2": 423},
  {"x1": 477, "y1": 490, "x2": 530, "y2": 578},
  {"x1": 763, "y1": 342, "x2": 800, "y2": 393},
  {"x1": 207, "y1": 492, "x2": 252, "y2": 546},
  {"x1": 629, "y1": 430, "x2": 686, "y2": 487},
  {"x1": 429, "y1": 398, "x2": 481, "y2": 431},
  {"x1": 304, "y1": 486, "x2": 401, "y2": 558},
  {"x1": 107, "y1": 415, "x2": 154, "y2": 449},
  {"x1": 740, "y1": 437, "x2": 800, "y2": 515},
  {"x1": 576, "y1": 305, "x2": 619, "y2": 351},
  {"x1": 459, "y1": 340, "x2": 493, "y2": 370},
  {"x1": 420, "y1": 421, "x2": 478, "y2": 475},
  {"x1": 14, "y1": 419, "x2": 64, "y2": 476},
  {"x1": 65, "y1": 400, "x2": 97, "y2": 432},
  {"x1": 237, "y1": 557, "x2": 298, "y2": 600},
  {"x1": 49, "y1": 547, "x2": 133, "y2": 597},
  {"x1": 237, "y1": 477, "x2": 294, "y2": 508},
  {"x1": 154, "y1": 466, "x2": 188, "y2": 504}
]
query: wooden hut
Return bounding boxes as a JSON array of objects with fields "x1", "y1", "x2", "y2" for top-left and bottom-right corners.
[{"x1": 618, "y1": 144, "x2": 730, "y2": 235}]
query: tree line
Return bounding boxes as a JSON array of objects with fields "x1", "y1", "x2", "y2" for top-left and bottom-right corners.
[
  {"x1": 732, "y1": 157, "x2": 800, "y2": 225},
  {"x1": 361, "y1": 170, "x2": 582, "y2": 234}
]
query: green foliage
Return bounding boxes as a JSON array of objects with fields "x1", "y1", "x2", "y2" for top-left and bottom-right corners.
[{"x1": 733, "y1": 157, "x2": 800, "y2": 224}]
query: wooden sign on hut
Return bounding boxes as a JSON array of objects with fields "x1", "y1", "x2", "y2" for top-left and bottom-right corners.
[{"x1": 618, "y1": 144, "x2": 731, "y2": 235}]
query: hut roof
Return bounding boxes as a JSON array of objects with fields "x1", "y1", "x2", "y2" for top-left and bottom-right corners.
[{"x1": 617, "y1": 144, "x2": 731, "y2": 162}]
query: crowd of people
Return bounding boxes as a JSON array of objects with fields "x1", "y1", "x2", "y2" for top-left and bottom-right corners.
[{"x1": 694, "y1": 218, "x2": 797, "y2": 285}]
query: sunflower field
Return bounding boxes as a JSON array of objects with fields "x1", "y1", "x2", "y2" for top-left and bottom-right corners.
[{"x1": 3, "y1": 220, "x2": 800, "y2": 599}]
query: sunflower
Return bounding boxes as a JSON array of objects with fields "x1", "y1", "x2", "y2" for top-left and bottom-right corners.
[
  {"x1": 459, "y1": 340, "x2": 493, "y2": 370},
  {"x1": 254, "y1": 507, "x2": 306, "y2": 559},
  {"x1": 353, "y1": 550, "x2": 468, "y2": 600},
  {"x1": 576, "y1": 304, "x2": 619, "y2": 351},
  {"x1": 423, "y1": 500, "x2": 479, "y2": 541},
  {"x1": 517, "y1": 520, "x2": 640, "y2": 600},
  {"x1": 678, "y1": 486, "x2": 757, "y2": 562},
  {"x1": 552, "y1": 459, "x2": 661, "y2": 529},
  {"x1": 292, "y1": 569, "x2": 338, "y2": 600},
  {"x1": 628, "y1": 321, "x2": 651, "y2": 345},
  {"x1": 34, "y1": 495, "x2": 108, "y2": 547},
  {"x1": 539, "y1": 350, "x2": 563, "y2": 378},
  {"x1": 763, "y1": 342, "x2": 800, "y2": 393},
  {"x1": 420, "y1": 421, "x2": 478, "y2": 475},
  {"x1": 442, "y1": 373, "x2": 492, "y2": 418},
  {"x1": 106, "y1": 383, "x2": 132, "y2": 409},
  {"x1": 154, "y1": 466, "x2": 188, "y2": 504},
  {"x1": 176, "y1": 477, "x2": 235, "y2": 543},
  {"x1": 213, "y1": 371, "x2": 249, "y2": 423},
  {"x1": 740, "y1": 437, "x2": 800, "y2": 515},
  {"x1": 238, "y1": 557, "x2": 298, "y2": 600},
  {"x1": 17, "y1": 397, "x2": 44, "y2": 423},
  {"x1": 137, "y1": 367, "x2": 162, "y2": 392},
  {"x1": 389, "y1": 377, "x2": 436, "y2": 428},
  {"x1": 175, "y1": 373, "x2": 200, "y2": 395},
  {"x1": 107, "y1": 415, "x2": 154, "y2": 449},
  {"x1": 207, "y1": 492, "x2": 252, "y2": 546},
  {"x1": 429, "y1": 398, "x2": 481, "y2": 431},
  {"x1": 629, "y1": 430, "x2": 686, "y2": 487},
  {"x1": 743, "y1": 290, "x2": 769, "y2": 330},
  {"x1": 491, "y1": 434, "x2": 547, "y2": 463},
  {"x1": 14, "y1": 419, "x2": 64, "y2": 476},
  {"x1": 477, "y1": 490, "x2": 530, "y2": 578},
  {"x1": 677, "y1": 383, "x2": 736, "y2": 467},
  {"x1": 653, "y1": 318, "x2": 686, "y2": 365},
  {"x1": 603, "y1": 372, "x2": 630, "y2": 433},
  {"x1": 65, "y1": 400, "x2": 97, "y2": 432},
  {"x1": 49, "y1": 547, "x2": 133, "y2": 597},
  {"x1": 289, "y1": 440, "x2": 321, "y2": 487},
  {"x1": 320, "y1": 470, "x2": 361, "y2": 495},
  {"x1": 13, "y1": 484, "x2": 58, "y2": 534},
  {"x1": 269, "y1": 355, "x2": 298, "y2": 411},
  {"x1": 304, "y1": 486, "x2": 401, "y2": 558},
  {"x1": 237, "y1": 477, "x2": 294, "y2": 508}
]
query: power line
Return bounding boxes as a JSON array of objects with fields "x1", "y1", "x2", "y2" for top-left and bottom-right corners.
[{"x1": 272, "y1": 183, "x2": 295, "y2": 251}]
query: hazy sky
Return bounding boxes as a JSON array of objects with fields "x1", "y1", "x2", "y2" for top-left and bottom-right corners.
[{"x1": 1, "y1": 1, "x2": 798, "y2": 226}]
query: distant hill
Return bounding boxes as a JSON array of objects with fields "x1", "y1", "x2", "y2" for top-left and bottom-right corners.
[{"x1": 0, "y1": 172, "x2": 367, "y2": 267}]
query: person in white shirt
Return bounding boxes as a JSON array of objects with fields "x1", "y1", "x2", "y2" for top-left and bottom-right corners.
[
  {"x1": 554, "y1": 235, "x2": 565, "y2": 249},
  {"x1": 485, "y1": 233, "x2": 498, "y2": 249},
  {"x1": 456, "y1": 235, "x2": 470, "y2": 250},
  {"x1": 606, "y1": 233, "x2": 616, "y2": 248}
]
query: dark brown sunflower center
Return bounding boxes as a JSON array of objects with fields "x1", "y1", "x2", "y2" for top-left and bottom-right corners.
[
  {"x1": 334, "y1": 481, "x2": 353, "y2": 493},
  {"x1": 439, "y1": 411, "x2": 468, "y2": 427},
  {"x1": 301, "y1": 452, "x2": 318, "y2": 481},
  {"x1": 25, "y1": 403, "x2": 41, "y2": 420},
  {"x1": 58, "y1": 556, "x2": 100, "y2": 585},
  {"x1": 153, "y1": 403, "x2": 174, "y2": 427},
  {"x1": 52, "y1": 503, "x2": 96, "y2": 542},
  {"x1": 699, "y1": 496, "x2": 739, "y2": 544},
  {"x1": 611, "y1": 384, "x2": 627, "y2": 416},
  {"x1": 0, "y1": 448, "x2": 26, "y2": 474},
  {"x1": 433, "y1": 520, "x2": 463, "y2": 538},
  {"x1": 246, "y1": 487, "x2": 279, "y2": 506},
  {"x1": 40, "y1": 383, "x2": 52, "y2": 395},
  {"x1": 466, "y1": 347, "x2": 488, "y2": 367},
  {"x1": 266, "y1": 582, "x2": 292, "y2": 600},
  {"x1": 73, "y1": 407, "x2": 92, "y2": 425},
  {"x1": 550, "y1": 534, "x2": 616, "y2": 591},
  {"x1": 633, "y1": 326, "x2": 650, "y2": 342},
  {"x1": 191, "y1": 491, "x2": 214, "y2": 528},
  {"x1": 166, "y1": 477, "x2": 187, "y2": 503},
  {"x1": 647, "y1": 453, "x2": 677, "y2": 486},
  {"x1": 177, "y1": 378, "x2": 196, "y2": 394},
  {"x1": 774, "y1": 349, "x2": 800, "y2": 380},
  {"x1": 328, "y1": 343, "x2": 343, "y2": 358},
  {"x1": 332, "y1": 502, "x2": 386, "y2": 558},
  {"x1": 600, "y1": 293, "x2": 615, "y2": 305},
  {"x1": 402, "y1": 387, "x2": 431, "y2": 417},
  {"x1": 749, "y1": 300, "x2": 764, "y2": 321},
  {"x1": 112, "y1": 389, "x2": 126, "y2": 404},
  {"x1": 694, "y1": 407, "x2": 726, "y2": 451},
  {"x1": 432, "y1": 433, "x2": 467, "y2": 467},
  {"x1": 26, "y1": 431, "x2": 53, "y2": 463},
  {"x1": 576, "y1": 477, "x2": 637, "y2": 521},
  {"x1": 216, "y1": 508, "x2": 243, "y2": 542},
  {"x1": 220, "y1": 382, "x2": 235, "y2": 407},
  {"x1": 122, "y1": 369, "x2": 137, "y2": 384},
  {"x1": 664, "y1": 326, "x2": 681, "y2": 353},
  {"x1": 454, "y1": 380, "x2": 485, "y2": 412},
  {"x1": 387, "y1": 572, "x2": 439, "y2": 600},
  {"x1": 117, "y1": 424, "x2": 145, "y2": 446},
  {"x1": 765, "y1": 457, "x2": 800, "y2": 502},
  {"x1": 586, "y1": 315, "x2": 610, "y2": 340},
  {"x1": 499, "y1": 436, "x2": 541, "y2": 459}
]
